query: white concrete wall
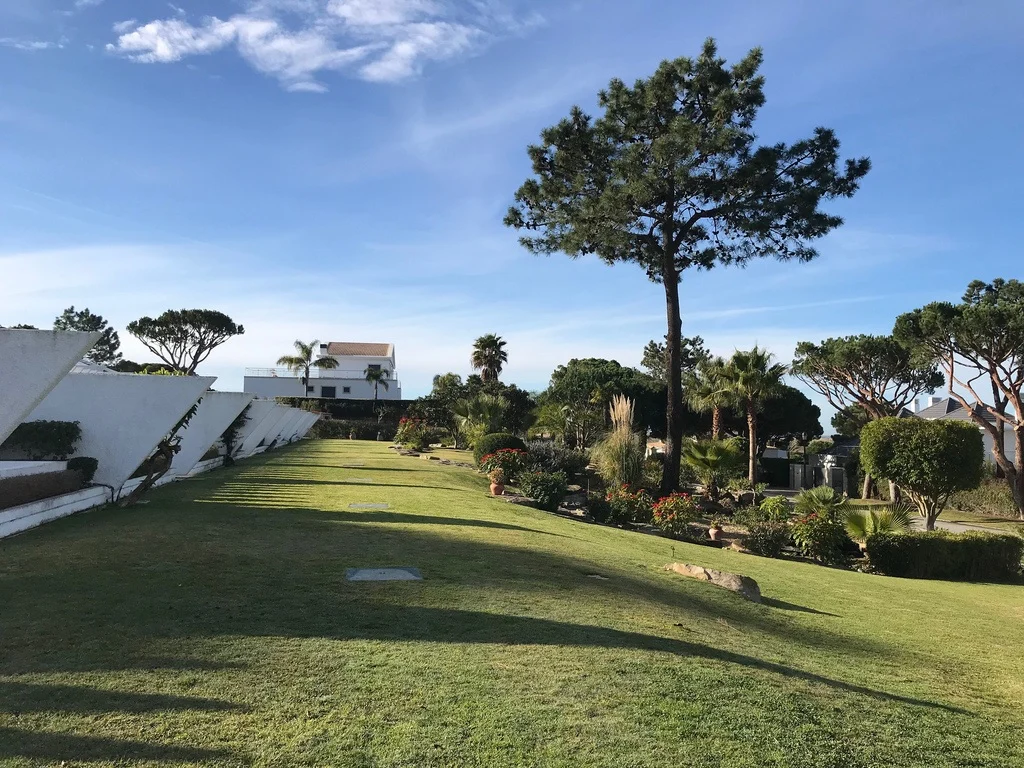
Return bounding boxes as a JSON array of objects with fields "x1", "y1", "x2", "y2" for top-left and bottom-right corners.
[
  {"x1": 270, "y1": 409, "x2": 305, "y2": 445},
  {"x1": 0, "y1": 486, "x2": 109, "y2": 539},
  {"x1": 28, "y1": 370, "x2": 214, "y2": 491},
  {"x1": 168, "y1": 391, "x2": 255, "y2": 478},
  {"x1": 0, "y1": 329, "x2": 101, "y2": 445},
  {"x1": 246, "y1": 405, "x2": 292, "y2": 454},
  {"x1": 243, "y1": 375, "x2": 401, "y2": 400},
  {"x1": 231, "y1": 400, "x2": 278, "y2": 457},
  {"x1": 291, "y1": 412, "x2": 318, "y2": 440},
  {"x1": 0, "y1": 461, "x2": 67, "y2": 480}
]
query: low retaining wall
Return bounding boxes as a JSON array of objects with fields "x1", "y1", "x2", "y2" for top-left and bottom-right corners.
[{"x1": 0, "y1": 486, "x2": 109, "y2": 539}]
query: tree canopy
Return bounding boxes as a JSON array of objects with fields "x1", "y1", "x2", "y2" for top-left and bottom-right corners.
[
  {"x1": 277, "y1": 339, "x2": 339, "y2": 393},
  {"x1": 505, "y1": 38, "x2": 869, "y2": 491},
  {"x1": 127, "y1": 309, "x2": 244, "y2": 375},
  {"x1": 471, "y1": 334, "x2": 508, "y2": 382},
  {"x1": 792, "y1": 334, "x2": 943, "y2": 420},
  {"x1": 641, "y1": 335, "x2": 708, "y2": 383},
  {"x1": 53, "y1": 306, "x2": 122, "y2": 365}
]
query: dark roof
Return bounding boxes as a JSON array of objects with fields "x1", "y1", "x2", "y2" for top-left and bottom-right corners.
[
  {"x1": 916, "y1": 397, "x2": 997, "y2": 424},
  {"x1": 325, "y1": 342, "x2": 393, "y2": 357}
]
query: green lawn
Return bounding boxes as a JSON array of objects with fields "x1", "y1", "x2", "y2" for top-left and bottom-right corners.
[{"x1": 2, "y1": 440, "x2": 1022, "y2": 767}]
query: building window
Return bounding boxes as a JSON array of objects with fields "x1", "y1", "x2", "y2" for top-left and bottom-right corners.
[
  {"x1": 342, "y1": 386, "x2": 351, "y2": 394},
  {"x1": 306, "y1": 385, "x2": 315, "y2": 393},
  {"x1": 321, "y1": 386, "x2": 336, "y2": 398},
  {"x1": 367, "y1": 364, "x2": 381, "y2": 372}
]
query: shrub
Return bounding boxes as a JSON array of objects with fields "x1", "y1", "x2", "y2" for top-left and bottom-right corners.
[
  {"x1": 844, "y1": 503, "x2": 913, "y2": 543},
  {"x1": 744, "y1": 521, "x2": 790, "y2": 558},
  {"x1": 758, "y1": 495, "x2": 792, "y2": 522},
  {"x1": 605, "y1": 484, "x2": 655, "y2": 525},
  {"x1": 526, "y1": 440, "x2": 589, "y2": 477},
  {"x1": 591, "y1": 395, "x2": 645, "y2": 487},
  {"x1": 652, "y1": 493, "x2": 699, "y2": 536},
  {"x1": 311, "y1": 419, "x2": 377, "y2": 440},
  {"x1": 479, "y1": 448, "x2": 530, "y2": 481},
  {"x1": 681, "y1": 438, "x2": 744, "y2": 501},
  {"x1": 67, "y1": 456, "x2": 98, "y2": 483},
  {"x1": 861, "y1": 417, "x2": 984, "y2": 529},
  {"x1": 949, "y1": 478, "x2": 1019, "y2": 519},
  {"x1": 0, "y1": 470, "x2": 85, "y2": 511},
  {"x1": 586, "y1": 492, "x2": 613, "y2": 523},
  {"x1": 1, "y1": 420, "x2": 82, "y2": 460},
  {"x1": 473, "y1": 433, "x2": 526, "y2": 466},
  {"x1": 867, "y1": 531, "x2": 1024, "y2": 581},
  {"x1": 516, "y1": 471, "x2": 568, "y2": 512},
  {"x1": 791, "y1": 511, "x2": 850, "y2": 564}
]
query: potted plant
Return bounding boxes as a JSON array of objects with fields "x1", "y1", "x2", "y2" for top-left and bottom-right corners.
[
  {"x1": 489, "y1": 468, "x2": 506, "y2": 496},
  {"x1": 708, "y1": 515, "x2": 726, "y2": 542}
]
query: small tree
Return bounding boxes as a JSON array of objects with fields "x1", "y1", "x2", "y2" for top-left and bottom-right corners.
[
  {"x1": 277, "y1": 339, "x2": 340, "y2": 394},
  {"x1": 681, "y1": 438, "x2": 743, "y2": 502},
  {"x1": 505, "y1": 40, "x2": 869, "y2": 493},
  {"x1": 127, "y1": 309, "x2": 244, "y2": 375},
  {"x1": 53, "y1": 306, "x2": 122, "y2": 365},
  {"x1": 723, "y1": 347, "x2": 786, "y2": 485},
  {"x1": 860, "y1": 418, "x2": 984, "y2": 530},
  {"x1": 683, "y1": 356, "x2": 732, "y2": 440},
  {"x1": 471, "y1": 334, "x2": 508, "y2": 382}
]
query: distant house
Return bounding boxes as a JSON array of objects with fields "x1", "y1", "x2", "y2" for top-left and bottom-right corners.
[
  {"x1": 914, "y1": 397, "x2": 1016, "y2": 464},
  {"x1": 244, "y1": 342, "x2": 402, "y2": 401}
]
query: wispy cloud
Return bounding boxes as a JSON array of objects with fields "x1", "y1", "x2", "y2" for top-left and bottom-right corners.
[
  {"x1": 106, "y1": 0, "x2": 539, "y2": 92},
  {"x1": 0, "y1": 37, "x2": 63, "y2": 51},
  {"x1": 75, "y1": 0, "x2": 105, "y2": 8}
]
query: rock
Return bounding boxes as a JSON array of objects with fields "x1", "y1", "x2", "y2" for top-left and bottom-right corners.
[{"x1": 665, "y1": 562, "x2": 761, "y2": 602}]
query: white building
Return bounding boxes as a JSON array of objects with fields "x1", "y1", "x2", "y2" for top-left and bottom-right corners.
[
  {"x1": 915, "y1": 396, "x2": 1017, "y2": 465},
  {"x1": 244, "y1": 342, "x2": 402, "y2": 401}
]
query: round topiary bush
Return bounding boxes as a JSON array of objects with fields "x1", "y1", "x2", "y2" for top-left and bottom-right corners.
[{"x1": 473, "y1": 433, "x2": 526, "y2": 466}]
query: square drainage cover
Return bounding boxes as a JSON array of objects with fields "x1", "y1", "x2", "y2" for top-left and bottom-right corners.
[
  {"x1": 349, "y1": 502, "x2": 389, "y2": 509},
  {"x1": 346, "y1": 567, "x2": 422, "y2": 581}
]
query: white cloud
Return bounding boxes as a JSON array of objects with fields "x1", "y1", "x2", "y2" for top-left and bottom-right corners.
[
  {"x1": 75, "y1": 0, "x2": 105, "y2": 8},
  {"x1": 106, "y1": 0, "x2": 535, "y2": 91},
  {"x1": 112, "y1": 19, "x2": 138, "y2": 33}
]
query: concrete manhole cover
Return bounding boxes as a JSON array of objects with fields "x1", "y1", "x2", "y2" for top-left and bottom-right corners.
[
  {"x1": 346, "y1": 567, "x2": 422, "y2": 581},
  {"x1": 349, "y1": 502, "x2": 389, "y2": 509}
]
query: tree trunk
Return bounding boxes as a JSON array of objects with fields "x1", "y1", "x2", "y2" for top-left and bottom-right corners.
[
  {"x1": 888, "y1": 480, "x2": 898, "y2": 504},
  {"x1": 711, "y1": 407, "x2": 721, "y2": 441},
  {"x1": 1011, "y1": 427, "x2": 1024, "y2": 520},
  {"x1": 746, "y1": 402, "x2": 757, "y2": 486},
  {"x1": 660, "y1": 262, "x2": 684, "y2": 495},
  {"x1": 861, "y1": 471, "x2": 872, "y2": 500}
]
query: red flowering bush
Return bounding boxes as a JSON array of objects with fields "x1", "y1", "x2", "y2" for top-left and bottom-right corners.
[
  {"x1": 605, "y1": 484, "x2": 655, "y2": 524},
  {"x1": 394, "y1": 417, "x2": 430, "y2": 450},
  {"x1": 652, "y1": 492, "x2": 699, "y2": 536},
  {"x1": 479, "y1": 448, "x2": 530, "y2": 481}
]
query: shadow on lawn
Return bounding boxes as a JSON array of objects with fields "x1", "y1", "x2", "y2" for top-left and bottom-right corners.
[
  {"x1": 0, "y1": 680, "x2": 243, "y2": 715},
  {"x1": 762, "y1": 598, "x2": 840, "y2": 617},
  {"x1": 0, "y1": 727, "x2": 236, "y2": 764}
]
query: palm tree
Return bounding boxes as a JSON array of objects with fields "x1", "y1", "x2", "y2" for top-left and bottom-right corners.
[
  {"x1": 471, "y1": 334, "x2": 508, "y2": 382},
  {"x1": 681, "y1": 437, "x2": 744, "y2": 502},
  {"x1": 844, "y1": 503, "x2": 913, "y2": 546},
  {"x1": 724, "y1": 347, "x2": 787, "y2": 485},
  {"x1": 276, "y1": 340, "x2": 339, "y2": 395},
  {"x1": 364, "y1": 367, "x2": 390, "y2": 403},
  {"x1": 684, "y1": 356, "x2": 732, "y2": 439}
]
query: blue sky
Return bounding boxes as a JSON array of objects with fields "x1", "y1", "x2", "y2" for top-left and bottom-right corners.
[{"x1": 2, "y1": 0, "x2": 1022, "y2": 427}]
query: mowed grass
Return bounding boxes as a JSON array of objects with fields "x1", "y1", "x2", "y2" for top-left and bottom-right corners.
[{"x1": 1, "y1": 441, "x2": 1023, "y2": 767}]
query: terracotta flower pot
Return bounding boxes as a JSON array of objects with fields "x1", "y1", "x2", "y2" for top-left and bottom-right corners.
[
  {"x1": 708, "y1": 526, "x2": 723, "y2": 542},
  {"x1": 490, "y1": 482, "x2": 505, "y2": 496}
]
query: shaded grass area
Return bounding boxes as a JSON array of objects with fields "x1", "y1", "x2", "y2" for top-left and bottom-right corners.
[{"x1": 1, "y1": 441, "x2": 1023, "y2": 767}]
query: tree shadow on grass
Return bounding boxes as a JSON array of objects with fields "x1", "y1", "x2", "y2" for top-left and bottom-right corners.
[
  {"x1": 0, "y1": 727, "x2": 237, "y2": 764},
  {"x1": 0, "y1": 681, "x2": 243, "y2": 715},
  {"x1": 762, "y1": 598, "x2": 840, "y2": 617},
  {"x1": 322, "y1": 510, "x2": 565, "y2": 536}
]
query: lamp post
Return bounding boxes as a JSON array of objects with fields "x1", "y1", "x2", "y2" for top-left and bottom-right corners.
[{"x1": 800, "y1": 432, "x2": 810, "y2": 490}]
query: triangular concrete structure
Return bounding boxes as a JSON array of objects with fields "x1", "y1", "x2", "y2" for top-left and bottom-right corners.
[
  {"x1": 0, "y1": 329, "x2": 101, "y2": 445},
  {"x1": 168, "y1": 391, "x2": 255, "y2": 478},
  {"x1": 270, "y1": 409, "x2": 305, "y2": 445},
  {"x1": 231, "y1": 399, "x2": 278, "y2": 457},
  {"x1": 238, "y1": 404, "x2": 291, "y2": 457},
  {"x1": 296, "y1": 413, "x2": 321, "y2": 439},
  {"x1": 28, "y1": 368, "x2": 215, "y2": 490}
]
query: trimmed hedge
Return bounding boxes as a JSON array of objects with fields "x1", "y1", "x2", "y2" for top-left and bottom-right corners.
[
  {"x1": 867, "y1": 531, "x2": 1024, "y2": 582},
  {"x1": 0, "y1": 470, "x2": 85, "y2": 511},
  {"x1": 1, "y1": 420, "x2": 82, "y2": 460},
  {"x1": 67, "y1": 456, "x2": 99, "y2": 483},
  {"x1": 473, "y1": 433, "x2": 526, "y2": 466},
  {"x1": 516, "y1": 471, "x2": 568, "y2": 512}
]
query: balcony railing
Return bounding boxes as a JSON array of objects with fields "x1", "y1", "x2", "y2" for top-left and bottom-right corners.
[{"x1": 245, "y1": 367, "x2": 397, "y2": 379}]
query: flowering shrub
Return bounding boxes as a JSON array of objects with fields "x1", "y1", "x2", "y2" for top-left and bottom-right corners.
[
  {"x1": 652, "y1": 492, "x2": 699, "y2": 536},
  {"x1": 758, "y1": 496, "x2": 793, "y2": 522},
  {"x1": 743, "y1": 521, "x2": 790, "y2": 558},
  {"x1": 791, "y1": 511, "x2": 849, "y2": 564},
  {"x1": 605, "y1": 484, "x2": 655, "y2": 525},
  {"x1": 479, "y1": 448, "x2": 530, "y2": 482},
  {"x1": 394, "y1": 417, "x2": 430, "y2": 450},
  {"x1": 517, "y1": 471, "x2": 568, "y2": 512}
]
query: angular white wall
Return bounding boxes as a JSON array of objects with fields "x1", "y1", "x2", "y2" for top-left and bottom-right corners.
[
  {"x1": 294, "y1": 413, "x2": 320, "y2": 439},
  {"x1": 168, "y1": 391, "x2": 255, "y2": 478},
  {"x1": 231, "y1": 400, "x2": 278, "y2": 457},
  {"x1": 28, "y1": 369, "x2": 215, "y2": 491},
  {"x1": 270, "y1": 409, "x2": 305, "y2": 445},
  {"x1": 0, "y1": 329, "x2": 101, "y2": 445},
  {"x1": 257, "y1": 405, "x2": 294, "y2": 449}
]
